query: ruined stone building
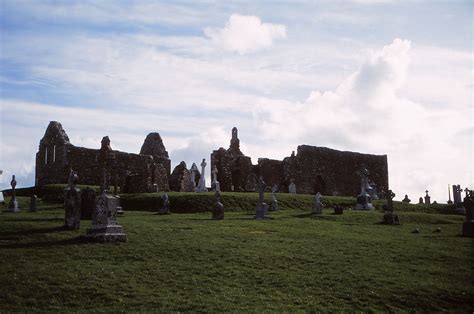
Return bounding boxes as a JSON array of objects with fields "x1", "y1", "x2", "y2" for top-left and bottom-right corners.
[
  {"x1": 35, "y1": 121, "x2": 171, "y2": 193},
  {"x1": 211, "y1": 127, "x2": 389, "y2": 196}
]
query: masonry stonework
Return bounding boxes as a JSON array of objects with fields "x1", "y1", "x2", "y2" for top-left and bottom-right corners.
[
  {"x1": 211, "y1": 128, "x2": 389, "y2": 195},
  {"x1": 35, "y1": 121, "x2": 170, "y2": 192}
]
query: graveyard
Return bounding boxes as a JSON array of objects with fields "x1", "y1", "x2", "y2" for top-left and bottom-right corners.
[{"x1": 0, "y1": 192, "x2": 473, "y2": 312}]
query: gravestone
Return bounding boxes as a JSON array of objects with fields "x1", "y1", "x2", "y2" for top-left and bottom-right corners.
[
  {"x1": 255, "y1": 176, "x2": 271, "y2": 219},
  {"x1": 424, "y1": 190, "x2": 431, "y2": 205},
  {"x1": 270, "y1": 185, "x2": 278, "y2": 211},
  {"x1": 288, "y1": 180, "x2": 296, "y2": 194},
  {"x1": 212, "y1": 191, "x2": 224, "y2": 220},
  {"x1": 0, "y1": 170, "x2": 4, "y2": 204},
  {"x1": 312, "y1": 192, "x2": 323, "y2": 214},
  {"x1": 158, "y1": 193, "x2": 170, "y2": 215},
  {"x1": 402, "y1": 194, "x2": 411, "y2": 203},
  {"x1": 333, "y1": 205, "x2": 343, "y2": 215},
  {"x1": 64, "y1": 169, "x2": 81, "y2": 230},
  {"x1": 452, "y1": 184, "x2": 462, "y2": 205},
  {"x1": 418, "y1": 197, "x2": 423, "y2": 204},
  {"x1": 190, "y1": 163, "x2": 200, "y2": 189},
  {"x1": 461, "y1": 190, "x2": 474, "y2": 237},
  {"x1": 355, "y1": 167, "x2": 374, "y2": 210},
  {"x1": 29, "y1": 195, "x2": 37, "y2": 212},
  {"x1": 447, "y1": 185, "x2": 453, "y2": 204},
  {"x1": 211, "y1": 165, "x2": 221, "y2": 192},
  {"x1": 5, "y1": 175, "x2": 20, "y2": 212},
  {"x1": 80, "y1": 187, "x2": 96, "y2": 220},
  {"x1": 196, "y1": 158, "x2": 207, "y2": 192},
  {"x1": 382, "y1": 189, "x2": 400, "y2": 225},
  {"x1": 86, "y1": 137, "x2": 126, "y2": 243}
]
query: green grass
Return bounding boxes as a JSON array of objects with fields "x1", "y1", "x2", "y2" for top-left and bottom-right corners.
[{"x1": 0, "y1": 196, "x2": 472, "y2": 312}]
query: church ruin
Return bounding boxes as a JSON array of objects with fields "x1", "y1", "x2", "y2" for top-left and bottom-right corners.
[
  {"x1": 35, "y1": 121, "x2": 171, "y2": 193},
  {"x1": 211, "y1": 127, "x2": 389, "y2": 196}
]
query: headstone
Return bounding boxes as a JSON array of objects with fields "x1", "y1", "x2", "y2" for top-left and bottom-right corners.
[
  {"x1": 333, "y1": 205, "x2": 343, "y2": 215},
  {"x1": 461, "y1": 189, "x2": 474, "y2": 237},
  {"x1": 212, "y1": 190, "x2": 224, "y2": 220},
  {"x1": 312, "y1": 192, "x2": 323, "y2": 214},
  {"x1": 418, "y1": 197, "x2": 423, "y2": 204},
  {"x1": 80, "y1": 187, "x2": 96, "y2": 220},
  {"x1": 159, "y1": 193, "x2": 170, "y2": 215},
  {"x1": 190, "y1": 163, "x2": 200, "y2": 189},
  {"x1": 270, "y1": 185, "x2": 278, "y2": 211},
  {"x1": 196, "y1": 158, "x2": 207, "y2": 192},
  {"x1": 5, "y1": 175, "x2": 20, "y2": 212},
  {"x1": 447, "y1": 185, "x2": 453, "y2": 204},
  {"x1": 211, "y1": 165, "x2": 220, "y2": 192},
  {"x1": 255, "y1": 176, "x2": 271, "y2": 219},
  {"x1": 402, "y1": 194, "x2": 411, "y2": 203},
  {"x1": 452, "y1": 184, "x2": 462, "y2": 205},
  {"x1": 288, "y1": 180, "x2": 296, "y2": 194},
  {"x1": 354, "y1": 167, "x2": 374, "y2": 210},
  {"x1": 86, "y1": 137, "x2": 126, "y2": 243},
  {"x1": 382, "y1": 189, "x2": 400, "y2": 225},
  {"x1": 0, "y1": 170, "x2": 4, "y2": 204},
  {"x1": 424, "y1": 190, "x2": 431, "y2": 205},
  {"x1": 64, "y1": 169, "x2": 81, "y2": 229},
  {"x1": 29, "y1": 195, "x2": 37, "y2": 212}
]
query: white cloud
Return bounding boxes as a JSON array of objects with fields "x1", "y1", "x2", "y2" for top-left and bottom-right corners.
[{"x1": 204, "y1": 14, "x2": 286, "y2": 54}]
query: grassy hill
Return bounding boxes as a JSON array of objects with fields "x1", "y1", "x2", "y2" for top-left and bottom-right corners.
[{"x1": 0, "y1": 194, "x2": 472, "y2": 312}]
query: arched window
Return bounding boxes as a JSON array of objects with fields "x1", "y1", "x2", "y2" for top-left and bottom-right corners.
[
  {"x1": 53, "y1": 145, "x2": 56, "y2": 163},
  {"x1": 44, "y1": 147, "x2": 48, "y2": 165}
]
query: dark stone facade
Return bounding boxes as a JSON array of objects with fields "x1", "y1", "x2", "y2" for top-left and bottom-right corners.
[
  {"x1": 35, "y1": 121, "x2": 170, "y2": 192},
  {"x1": 169, "y1": 161, "x2": 194, "y2": 192},
  {"x1": 211, "y1": 128, "x2": 389, "y2": 196}
]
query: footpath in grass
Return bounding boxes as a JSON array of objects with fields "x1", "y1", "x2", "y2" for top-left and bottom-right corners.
[{"x1": 0, "y1": 196, "x2": 473, "y2": 312}]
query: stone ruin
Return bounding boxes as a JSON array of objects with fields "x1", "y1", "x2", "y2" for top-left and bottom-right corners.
[
  {"x1": 211, "y1": 127, "x2": 388, "y2": 196},
  {"x1": 35, "y1": 121, "x2": 170, "y2": 193}
]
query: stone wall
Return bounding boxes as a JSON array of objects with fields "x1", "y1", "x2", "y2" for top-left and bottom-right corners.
[
  {"x1": 35, "y1": 121, "x2": 170, "y2": 192},
  {"x1": 211, "y1": 128, "x2": 389, "y2": 196}
]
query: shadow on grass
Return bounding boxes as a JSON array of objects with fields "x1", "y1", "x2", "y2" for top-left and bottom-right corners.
[
  {"x1": 2, "y1": 217, "x2": 64, "y2": 223},
  {"x1": 0, "y1": 236, "x2": 89, "y2": 249},
  {"x1": 293, "y1": 213, "x2": 339, "y2": 220},
  {"x1": 0, "y1": 225, "x2": 68, "y2": 237}
]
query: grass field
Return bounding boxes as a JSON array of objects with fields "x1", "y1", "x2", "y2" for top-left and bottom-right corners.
[{"x1": 0, "y1": 195, "x2": 473, "y2": 312}]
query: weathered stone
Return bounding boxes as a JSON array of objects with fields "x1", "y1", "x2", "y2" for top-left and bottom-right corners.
[
  {"x1": 382, "y1": 190, "x2": 400, "y2": 225},
  {"x1": 288, "y1": 180, "x2": 297, "y2": 194},
  {"x1": 190, "y1": 163, "x2": 200, "y2": 189},
  {"x1": 86, "y1": 192, "x2": 126, "y2": 243},
  {"x1": 196, "y1": 159, "x2": 208, "y2": 192},
  {"x1": 80, "y1": 187, "x2": 96, "y2": 220},
  {"x1": 212, "y1": 191, "x2": 224, "y2": 220},
  {"x1": 402, "y1": 195, "x2": 411, "y2": 203},
  {"x1": 158, "y1": 193, "x2": 170, "y2": 215},
  {"x1": 418, "y1": 197, "x2": 424, "y2": 204},
  {"x1": 354, "y1": 167, "x2": 374, "y2": 210},
  {"x1": 36, "y1": 121, "x2": 169, "y2": 193},
  {"x1": 462, "y1": 189, "x2": 474, "y2": 237},
  {"x1": 29, "y1": 195, "x2": 37, "y2": 212},
  {"x1": 255, "y1": 176, "x2": 271, "y2": 219},
  {"x1": 6, "y1": 175, "x2": 20, "y2": 212},
  {"x1": 312, "y1": 192, "x2": 323, "y2": 214},
  {"x1": 64, "y1": 169, "x2": 81, "y2": 229},
  {"x1": 424, "y1": 190, "x2": 431, "y2": 205},
  {"x1": 169, "y1": 161, "x2": 194, "y2": 192},
  {"x1": 270, "y1": 185, "x2": 278, "y2": 211},
  {"x1": 0, "y1": 170, "x2": 4, "y2": 204}
]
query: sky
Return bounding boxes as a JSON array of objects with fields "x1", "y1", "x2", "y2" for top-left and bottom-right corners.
[{"x1": 0, "y1": 0, "x2": 472, "y2": 202}]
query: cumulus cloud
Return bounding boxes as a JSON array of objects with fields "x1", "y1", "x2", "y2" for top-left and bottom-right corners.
[{"x1": 204, "y1": 14, "x2": 286, "y2": 54}]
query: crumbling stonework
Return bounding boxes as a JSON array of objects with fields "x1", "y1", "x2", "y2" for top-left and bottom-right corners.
[
  {"x1": 169, "y1": 161, "x2": 194, "y2": 192},
  {"x1": 35, "y1": 121, "x2": 170, "y2": 192},
  {"x1": 211, "y1": 128, "x2": 389, "y2": 196}
]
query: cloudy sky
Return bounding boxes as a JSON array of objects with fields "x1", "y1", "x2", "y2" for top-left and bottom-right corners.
[{"x1": 0, "y1": 0, "x2": 472, "y2": 202}]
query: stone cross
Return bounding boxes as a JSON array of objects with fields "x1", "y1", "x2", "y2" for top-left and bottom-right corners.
[
  {"x1": 312, "y1": 192, "x2": 323, "y2": 214},
  {"x1": 424, "y1": 190, "x2": 431, "y2": 205},
  {"x1": 212, "y1": 165, "x2": 218, "y2": 183},
  {"x1": 257, "y1": 176, "x2": 266, "y2": 205},
  {"x1": 190, "y1": 163, "x2": 199, "y2": 187},
  {"x1": 67, "y1": 168, "x2": 78, "y2": 190},
  {"x1": 98, "y1": 136, "x2": 115, "y2": 193},
  {"x1": 10, "y1": 175, "x2": 17, "y2": 199},
  {"x1": 465, "y1": 187, "x2": 470, "y2": 199},
  {"x1": 196, "y1": 158, "x2": 207, "y2": 192},
  {"x1": 270, "y1": 185, "x2": 278, "y2": 211},
  {"x1": 357, "y1": 166, "x2": 371, "y2": 196},
  {"x1": 386, "y1": 190, "x2": 395, "y2": 212}
]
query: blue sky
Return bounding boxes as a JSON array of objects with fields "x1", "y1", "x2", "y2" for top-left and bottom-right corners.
[{"x1": 0, "y1": 0, "x2": 472, "y2": 202}]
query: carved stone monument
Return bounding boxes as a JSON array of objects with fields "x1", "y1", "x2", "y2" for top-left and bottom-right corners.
[
  {"x1": 190, "y1": 163, "x2": 200, "y2": 189},
  {"x1": 452, "y1": 184, "x2": 462, "y2": 205},
  {"x1": 255, "y1": 176, "x2": 270, "y2": 219},
  {"x1": 80, "y1": 187, "x2": 96, "y2": 220},
  {"x1": 288, "y1": 180, "x2": 296, "y2": 194},
  {"x1": 86, "y1": 137, "x2": 126, "y2": 243},
  {"x1": 382, "y1": 189, "x2": 400, "y2": 225},
  {"x1": 5, "y1": 175, "x2": 20, "y2": 212},
  {"x1": 418, "y1": 197, "x2": 423, "y2": 204},
  {"x1": 312, "y1": 192, "x2": 323, "y2": 214},
  {"x1": 212, "y1": 190, "x2": 224, "y2": 220},
  {"x1": 355, "y1": 167, "x2": 374, "y2": 210},
  {"x1": 211, "y1": 165, "x2": 221, "y2": 192},
  {"x1": 270, "y1": 185, "x2": 278, "y2": 211},
  {"x1": 64, "y1": 169, "x2": 81, "y2": 229},
  {"x1": 196, "y1": 158, "x2": 207, "y2": 192},
  {"x1": 461, "y1": 190, "x2": 474, "y2": 237},
  {"x1": 29, "y1": 195, "x2": 37, "y2": 212},
  {"x1": 424, "y1": 190, "x2": 431, "y2": 205},
  {"x1": 447, "y1": 185, "x2": 453, "y2": 204},
  {"x1": 159, "y1": 193, "x2": 170, "y2": 215},
  {"x1": 402, "y1": 195, "x2": 411, "y2": 203}
]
